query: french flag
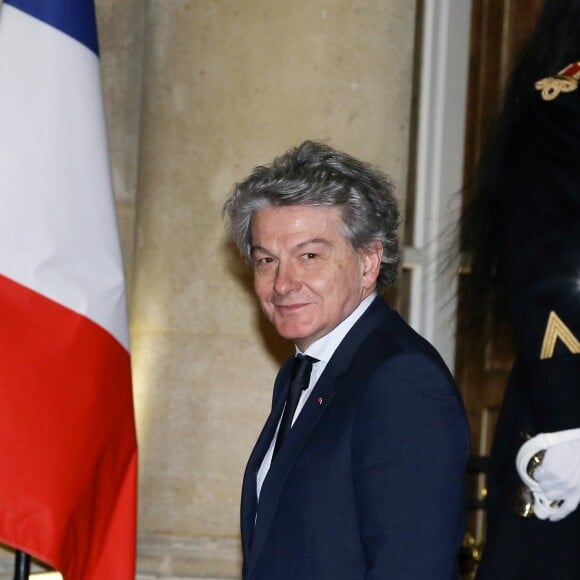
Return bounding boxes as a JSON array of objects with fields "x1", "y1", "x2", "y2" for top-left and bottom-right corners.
[{"x1": 0, "y1": 1, "x2": 138, "y2": 578}]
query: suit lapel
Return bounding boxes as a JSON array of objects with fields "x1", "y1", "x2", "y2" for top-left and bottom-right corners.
[
  {"x1": 240, "y1": 359, "x2": 293, "y2": 563},
  {"x1": 246, "y1": 296, "x2": 389, "y2": 576},
  {"x1": 247, "y1": 368, "x2": 338, "y2": 574}
]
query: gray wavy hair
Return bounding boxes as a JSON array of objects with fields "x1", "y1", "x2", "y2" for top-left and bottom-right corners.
[{"x1": 222, "y1": 140, "x2": 400, "y2": 290}]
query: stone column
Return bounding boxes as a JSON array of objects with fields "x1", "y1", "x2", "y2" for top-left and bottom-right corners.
[{"x1": 131, "y1": 1, "x2": 417, "y2": 578}]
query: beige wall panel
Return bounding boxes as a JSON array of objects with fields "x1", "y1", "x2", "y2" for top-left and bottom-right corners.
[{"x1": 97, "y1": 0, "x2": 145, "y2": 286}]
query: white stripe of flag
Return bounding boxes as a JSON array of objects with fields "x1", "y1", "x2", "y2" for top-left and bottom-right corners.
[{"x1": 0, "y1": 3, "x2": 128, "y2": 349}]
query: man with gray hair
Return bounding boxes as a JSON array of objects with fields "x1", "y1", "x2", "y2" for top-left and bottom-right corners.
[{"x1": 223, "y1": 140, "x2": 469, "y2": 580}]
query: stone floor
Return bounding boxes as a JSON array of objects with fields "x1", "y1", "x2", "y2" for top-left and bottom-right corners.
[{"x1": 0, "y1": 538, "x2": 240, "y2": 579}]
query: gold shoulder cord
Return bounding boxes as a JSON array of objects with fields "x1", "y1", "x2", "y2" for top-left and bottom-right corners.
[{"x1": 535, "y1": 61, "x2": 580, "y2": 101}]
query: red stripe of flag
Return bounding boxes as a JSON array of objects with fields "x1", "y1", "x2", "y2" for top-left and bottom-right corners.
[{"x1": 0, "y1": 273, "x2": 137, "y2": 578}]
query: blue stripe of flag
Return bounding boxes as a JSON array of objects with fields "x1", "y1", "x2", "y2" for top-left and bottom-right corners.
[{"x1": 4, "y1": 0, "x2": 99, "y2": 56}]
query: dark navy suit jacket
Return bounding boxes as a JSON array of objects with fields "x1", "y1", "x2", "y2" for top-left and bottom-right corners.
[{"x1": 240, "y1": 297, "x2": 469, "y2": 579}]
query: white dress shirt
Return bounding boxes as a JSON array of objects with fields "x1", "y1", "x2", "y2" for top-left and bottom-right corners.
[{"x1": 256, "y1": 293, "x2": 376, "y2": 499}]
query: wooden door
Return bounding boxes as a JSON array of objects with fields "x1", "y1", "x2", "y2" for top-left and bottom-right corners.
[{"x1": 455, "y1": 0, "x2": 543, "y2": 576}]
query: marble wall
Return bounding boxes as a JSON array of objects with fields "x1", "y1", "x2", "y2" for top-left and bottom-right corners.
[{"x1": 105, "y1": 1, "x2": 419, "y2": 578}]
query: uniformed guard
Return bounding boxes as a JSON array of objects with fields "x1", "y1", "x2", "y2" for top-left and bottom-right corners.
[{"x1": 461, "y1": 1, "x2": 580, "y2": 578}]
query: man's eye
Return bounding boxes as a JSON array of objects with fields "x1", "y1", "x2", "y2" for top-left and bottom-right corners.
[
  {"x1": 303, "y1": 253, "x2": 317, "y2": 260},
  {"x1": 256, "y1": 257, "x2": 274, "y2": 267}
]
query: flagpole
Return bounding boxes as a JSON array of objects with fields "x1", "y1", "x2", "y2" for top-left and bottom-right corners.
[{"x1": 13, "y1": 550, "x2": 31, "y2": 580}]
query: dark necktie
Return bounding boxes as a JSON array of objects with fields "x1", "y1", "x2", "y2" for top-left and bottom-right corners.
[{"x1": 273, "y1": 354, "x2": 317, "y2": 457}]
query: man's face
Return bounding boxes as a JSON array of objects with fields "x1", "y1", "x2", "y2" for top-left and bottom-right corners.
[{"x1": 250, "y1": 205, "x2": 382, "y2": 350}]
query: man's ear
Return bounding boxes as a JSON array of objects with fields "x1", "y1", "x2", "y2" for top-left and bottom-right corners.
[{"x1": 361, "y1": 242, "x2": 383, "y2": 290}]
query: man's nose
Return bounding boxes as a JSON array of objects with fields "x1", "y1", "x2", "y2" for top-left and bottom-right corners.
[{"x1": 273, "y1": 261, "x2": 300, "y2": 294}]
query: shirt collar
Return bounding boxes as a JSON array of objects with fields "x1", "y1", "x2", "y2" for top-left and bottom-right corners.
[{"x1": 297, "y1": 292, "x2": 377, "y2": 364}]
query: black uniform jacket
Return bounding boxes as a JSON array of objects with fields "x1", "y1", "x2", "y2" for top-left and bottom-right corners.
[{"x1": 476, "y1": 63, "x2": 580, "y2": 580}]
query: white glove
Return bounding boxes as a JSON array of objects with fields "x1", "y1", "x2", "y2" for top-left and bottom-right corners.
[
  {"x1": 516, "y1": 429, "x2": 580, "y2": 521},
  {"x1": 534, "y1": 437, "x2": 580, "y2": 520}
]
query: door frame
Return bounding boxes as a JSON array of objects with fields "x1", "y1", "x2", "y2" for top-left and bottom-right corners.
[{"x1": 404, "y1": 0, "x2": 472, "y2": 371}]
